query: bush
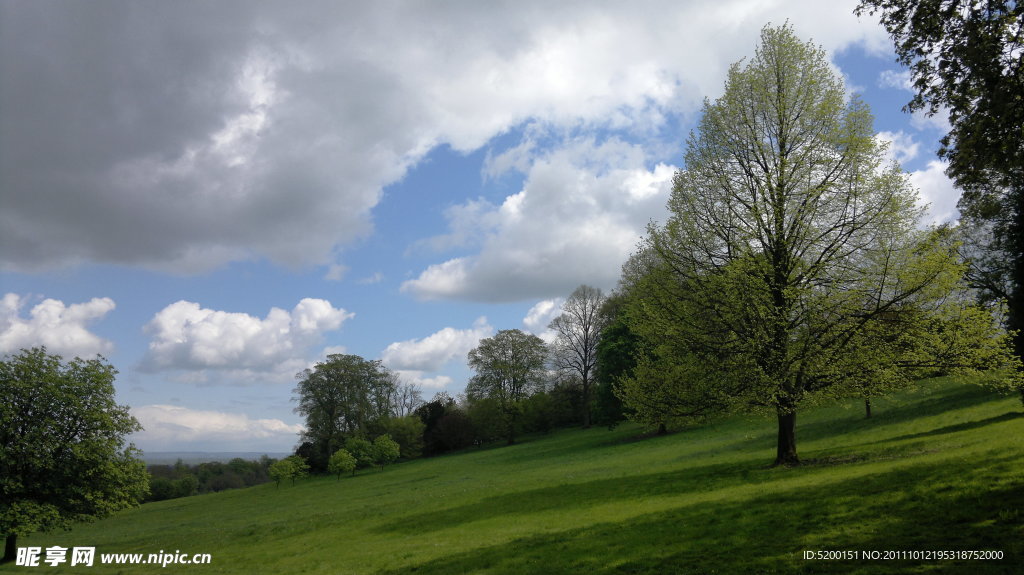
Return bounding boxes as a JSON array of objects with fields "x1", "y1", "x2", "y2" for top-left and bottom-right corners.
[
  {"x1": 269, "y1": 455, "x2": 309, "y2": 487},
  {"x1": 373, "y1": 435, "x2": 401, "y2": 470},
  {"x1": 344, "y1": 437, "x2": 376, "y2": 469},
  {"x1": 328, "y1": 449, "x2": 357, "y2": 479}
]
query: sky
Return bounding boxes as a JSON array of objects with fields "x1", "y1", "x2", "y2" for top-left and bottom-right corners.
[{"x1": 0, "y1": 0, "x2": 960, "y2": 453}]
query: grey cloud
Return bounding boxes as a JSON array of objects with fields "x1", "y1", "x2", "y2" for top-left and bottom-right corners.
[{"x1": 1, "y1": 1, "x2": 886, "y2": 275}]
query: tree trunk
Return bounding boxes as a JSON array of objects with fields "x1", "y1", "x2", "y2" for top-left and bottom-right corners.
[
  {"x1": 656, "y1": 422, "x2": 667, "y2": 435},
  {"x1": 774, "y1": 409, "x2": 799, "y2": 466},
  {"x1": 3, "y1": 534, "x2": 16, "y2": 564},
  {"x1": 864, "y1": 398, "x2": 872, "y2": 418},
  {"x1": 582, "y1": 382, "x2": 592, "y2": 429}
]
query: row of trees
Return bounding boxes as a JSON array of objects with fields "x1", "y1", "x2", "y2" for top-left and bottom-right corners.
[
  {"x1": 146, "y1": 457, "x2": 279, "y2": 501},
  {"x1": 290, "y1": 282, "x2": 624, "y2": 467}
]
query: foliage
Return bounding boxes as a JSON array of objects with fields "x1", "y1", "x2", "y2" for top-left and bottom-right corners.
[
  {"x1": 328, "y1": 449, "x2": 357, "y2": 480},
  {"x1": 268, "y1": 455, "x2": 309, "y2": 488},
  {"x1": 146, "y1": 457, "x2": 275, "y2": 502},
  {"x1": 415, "y1": 392, "x2": 458, "y2": 455},
  {"x1": 856, "y1": 0, "x2": 1024, "y2": 368},
  {"x1": 465, "y1": 396, "x2": 507, "y2": 445},
  {"x1": 0, "y1": 348, "x2": 149, "y2": 562},
  {"x1": 293, "y1": 354, "x2": 398, "y2": 472},
  {"x1": 625, "y1": 24, "x2": 1020, "y2": 465},
  {"x1": 428, "y1": 409, "x2": 476, "y2": 455},
  {"x1": 147, "y1": 475, "x2": 199, "y2": 502},
  {"x1": 593, "y1": 292, "x2": 643, "y2": 429},
  {"x1": 372, "y1": 435, "x2": 401, "y2": 471},
  {"x1": 343, "y1": 437, "x2": 376, "y2": 470},
  {"x1": 466, "y1": 329, "x2": 549, "y2": 445},
  {"x1": 548, "y1": 285, "x2": 606, "y2": 427},
  {"x1": 380, "y1": 416, "x2": 426, "y2": 459}
]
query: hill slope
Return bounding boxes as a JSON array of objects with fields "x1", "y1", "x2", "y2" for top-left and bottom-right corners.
[{"x1": 9, "y1": 377, "x2": 1024, "y2": 574}]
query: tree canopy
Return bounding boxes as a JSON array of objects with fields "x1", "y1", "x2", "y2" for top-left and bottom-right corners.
[
  {"x1": 293, "y1": 354, "x2": 398, "y2": 472},
  {"x1": 466, "y1": 329, "x2": 548, "y2": 445},
  {"x1": 1, "y1": 348, "x2": 148, "y2": 562},
  {"x1": 621, "y1": 24, "x2": 1021, "y2": 466},
  {"x1": 856, "y1": 0, "x2": 1024, "y2": 367}
]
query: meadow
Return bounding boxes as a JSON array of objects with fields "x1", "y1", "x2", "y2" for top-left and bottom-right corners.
[{"x1": 9, "y1": 377, "x2": 1023, "y2": 574}]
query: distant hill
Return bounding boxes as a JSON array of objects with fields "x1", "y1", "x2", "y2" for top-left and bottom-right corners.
[{"x1": 140, "y1": 451, "x2": 291, "y2": 465}]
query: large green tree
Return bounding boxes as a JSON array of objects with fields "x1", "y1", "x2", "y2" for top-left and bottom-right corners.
[
  {"x1": 856, "y1": 0, "x2": 1024, "y2": 368},
  {"x1": 548, "y1": 285, "x2": 606, "y2": 428},
  {"x1": 466, "y1": 329, "x2": 548, "y2": 445},
  {"x1": 1, "y1": 348, "x2": 148, "y2": 562},
  {"x1": 626, "y1": 25, "x2": 1020, "y2": 466},
  {"x1": 293, "y1": 354, "x2": 397, "y2": 472}
]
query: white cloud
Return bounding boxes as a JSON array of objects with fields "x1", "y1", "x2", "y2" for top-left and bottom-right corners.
[
  {"x1": 878, "y1": 69, "x2": 913, "y2": 91},
  {"x1": 393, "y1": 371, "x2": 453, "y2": 391},
  {"x1": 141, "y1": 298, "x2": 353, "y2": 379},
  {"x1": 1, "y1": 1, "x2": 889, "y2": 273},
  {"x1": 876, "y1": 130, "x2": 920, "y2": 165},
  {"x1": 910, "y1": 107, "x2": 952, "y2": 134},
  {"x1": 523, "y1": 298, "x2": 565, "y2": 343},
  {"x1": 402, "y1": 138, "x2": 675, "y2": 302},
  {"x1": 0, "y1": 293, "x2": 115, "y2": 358},
  {"x1": 131, "y1": 404, "x2": 304, "y2": 451},
  {"x1": 909, "y1": 160, "x2": 960, "y2": 226},
  {"x1": 381, "y1": 317, "x2": 492, "y2": 372}
]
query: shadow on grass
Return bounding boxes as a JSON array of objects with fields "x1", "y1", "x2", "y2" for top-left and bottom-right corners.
[
  {"x1": 375, "y1": 456, "x2": 767, "y2": 536},
  {"x1": 792, "y1": 383, "x2": 1007, "y2": 447},
  {"x1": 882, "y1": 412, "x2": 1023, "y2": 444},
  {"x1": 379, "y1": 390, "x2": 1019, "y2": 539},
  {"x1": 376, "y1": 454, "x2": 1024, "y2": 575}
]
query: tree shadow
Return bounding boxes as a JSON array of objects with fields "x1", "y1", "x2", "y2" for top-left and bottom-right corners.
[
  {"x1": 375, "y1": 457, "x2": 767, "y2": 536},
  {"x1": 793, "y1": 383, "x2": 1004, "y2": 442},
  {"x1": 374, "y1": 455, "x2": 1023, "y2": 574},
  {"x1": 881, "y1": 412, "x2": 1023, "y2": 444}
]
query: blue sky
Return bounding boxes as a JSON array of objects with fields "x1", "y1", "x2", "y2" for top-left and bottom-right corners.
[{"x1": 0, "y1": 1, "x2": 958, "y2": 453}]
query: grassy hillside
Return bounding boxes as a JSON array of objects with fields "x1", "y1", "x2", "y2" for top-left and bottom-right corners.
[{"x1": 8, "y1": 377, "x2": 1023, "y2": 574}]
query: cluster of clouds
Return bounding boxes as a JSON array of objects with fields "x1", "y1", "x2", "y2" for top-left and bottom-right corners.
[
  {"x1": 3, "y1": 1, "x2": 966, "y2": 451},
  {"x1": 2, "y1": 0, "x2": 890, "y2": 287},
  {"x1": 0, "y1": 293, "x2": 353, "y2": 379}
]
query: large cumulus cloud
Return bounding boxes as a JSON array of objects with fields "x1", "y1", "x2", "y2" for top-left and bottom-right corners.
[
  {"x1": 0, "y1": 293, "x2": 116, "y2": 358},
  {"x1": 140, "y1": 298, "x2": 352, "y2": 381},
  {"x1": 1, "y1": 1, "x2": 886, "y2": 275}
]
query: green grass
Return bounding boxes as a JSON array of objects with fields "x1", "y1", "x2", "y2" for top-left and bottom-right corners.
[{"x1": 8, "y1": 377, "x2": 1023, "y2": 574}]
